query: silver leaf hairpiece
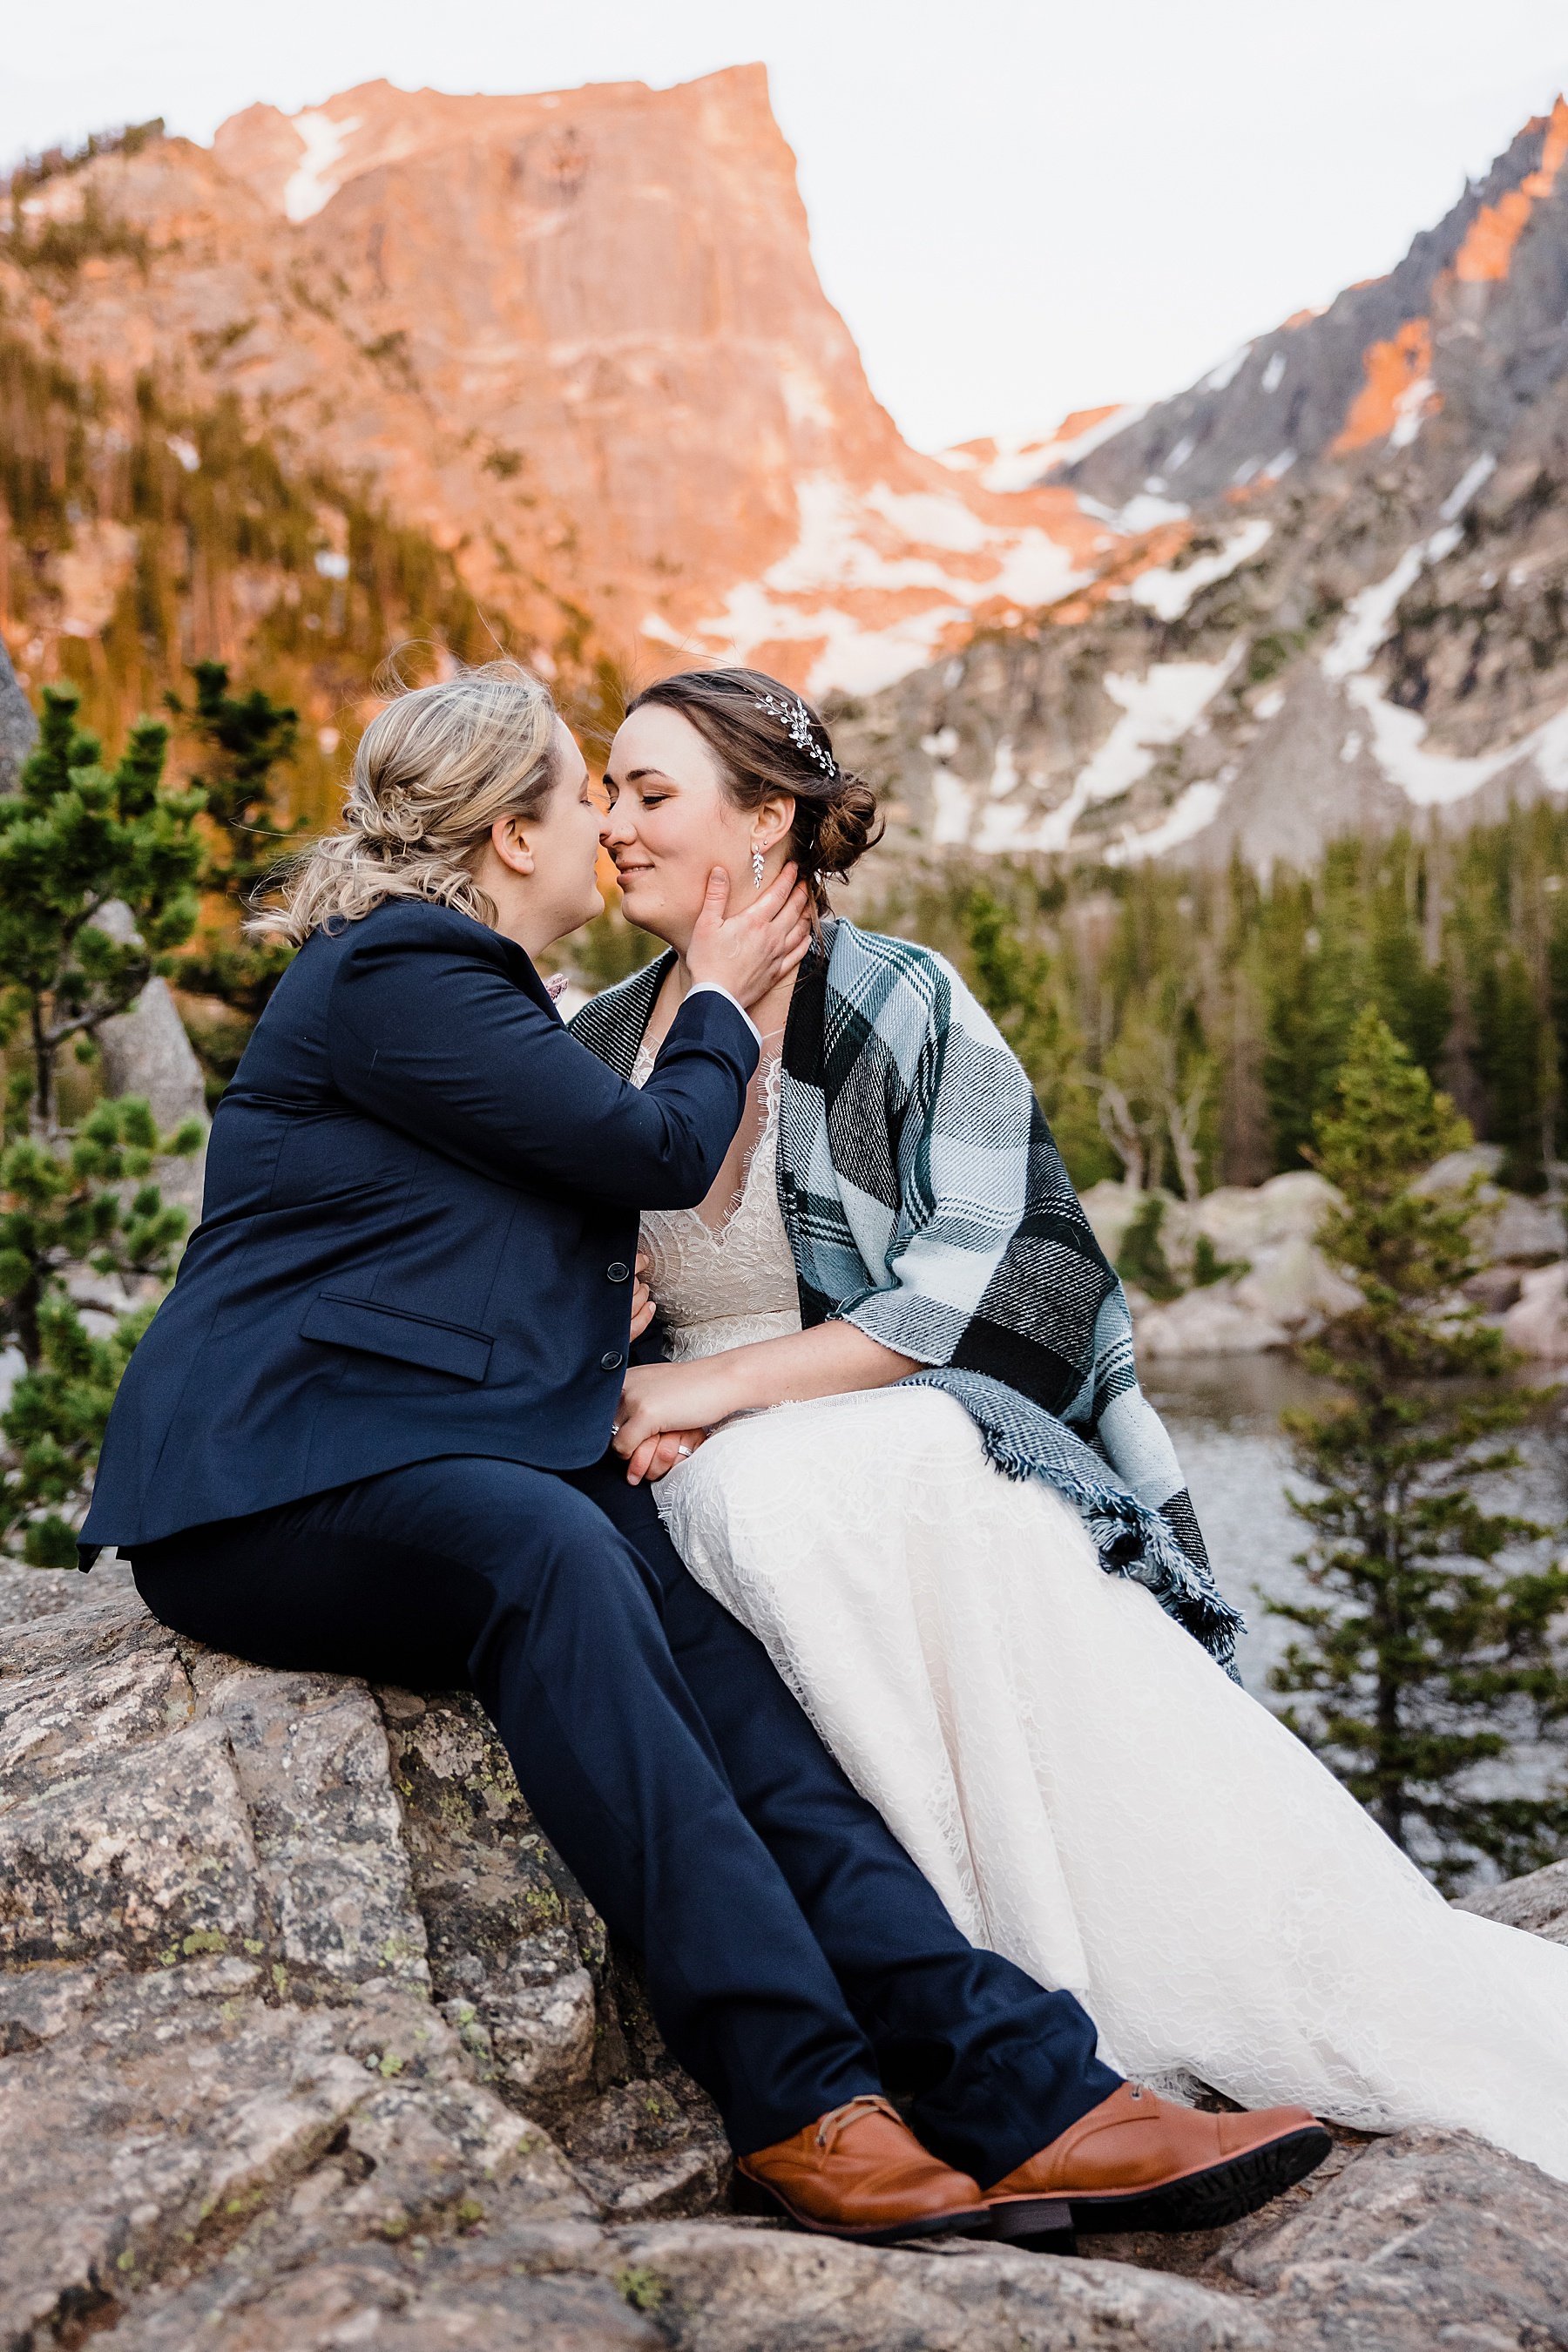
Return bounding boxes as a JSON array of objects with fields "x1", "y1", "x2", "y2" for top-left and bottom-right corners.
[{"x1": 753, "y1": 691, "x2": 837, "y2": 779}]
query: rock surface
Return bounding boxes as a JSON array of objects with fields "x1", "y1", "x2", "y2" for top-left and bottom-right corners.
[
  {"x1": 0, "y1": 637, "x2": 36, "y2": 795},
  {"x1": 98, "y1": 976, "x2": 209, "y2": 1139},
  {"x1": 1461, "y1": 1853, "x2": 1568, "y2": 1940},
  {"x1": 1085, "y1": 1165, "x2": 1565, "y2": 1357},
  {"x1": 1503, "y1": 1260, "x2": 1568, "y2": 1357},
  {"x1": 3, "y1": 1557, "x2": 1567, "y2": 2349},
  {"x1": 838, "y1": 100, "x2": 1568, "y2": 869}
]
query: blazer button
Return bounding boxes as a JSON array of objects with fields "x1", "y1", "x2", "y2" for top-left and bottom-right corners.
[
  {"x1": 606, "y1": 1262, "x2": 630, "y2": 1282},
  {"x1": 600, "y1": 1349, "x2": 624, "y2": 1371}
]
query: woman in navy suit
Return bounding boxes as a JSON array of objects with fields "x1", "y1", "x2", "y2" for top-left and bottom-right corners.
[{"x1": 85, "y1": 663, "x2": 1258, "y2": 2246}]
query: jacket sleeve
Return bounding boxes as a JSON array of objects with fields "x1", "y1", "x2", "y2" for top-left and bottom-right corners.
[{"x1": 327, "y1": 922, "x2": 757, "y2": 1207}]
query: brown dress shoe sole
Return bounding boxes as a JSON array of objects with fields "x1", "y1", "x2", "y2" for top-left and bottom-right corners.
[
  {"x1": 733, "y1": 2166, "x2": 994, "y2": 2246},
  {"x1": 990, "y1": 2123, "x2": 1333, "y2": 2247}
]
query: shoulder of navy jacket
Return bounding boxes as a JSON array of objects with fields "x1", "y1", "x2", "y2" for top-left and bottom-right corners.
[
  {"x1": 345, "y1": 899, "x2": 545, "y2": 995},
  {"x1": 352, "y1": 897, "x2": 508, "y2": 953}
]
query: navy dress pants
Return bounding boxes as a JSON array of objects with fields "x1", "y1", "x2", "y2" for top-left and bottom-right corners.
[{"x1": 131, "y1": 1450, "x2": 1119, "y2": 2171}]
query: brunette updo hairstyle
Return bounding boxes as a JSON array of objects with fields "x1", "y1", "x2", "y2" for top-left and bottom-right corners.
[{"x1": 625, "y1": 666, "x2": 882, "y2": 911}]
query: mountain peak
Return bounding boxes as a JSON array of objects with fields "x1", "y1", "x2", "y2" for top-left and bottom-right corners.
[
  {"x1": 841, "y1": 92, "x2": 1568, "y2": 869},
  {"x1": 12, "y1": 66, "x2": 1121, "y2": 704}
]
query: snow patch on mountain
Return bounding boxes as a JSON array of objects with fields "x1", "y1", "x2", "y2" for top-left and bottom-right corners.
[
  {"x1": 1440, "y1": 452, "x2": 1498, "y2": 521},
  {"x1": 927, "y1": 655, "x2": 1238, "y2": 856},
  {"x1": 282, "y1": 112, "x2": 361, "y2": 223},
  {"x1": 1106, "y1": 779, "x2": 1227, "y2": 863},
  {"x1": 685, "y1": 472, "x2": 1098, "y2": 696},
  {"x1": 1321, "y1": 528, "x2": 1463, "y2": 682},
  {"x1": 937, "y1": 407, "x2": 1149, "y2": 491},
  {"x1": 1345, "y1": 673, "x2": 1568, "y2": 808},
  {"x1": 1318, "y1": 523, "x2": 1568, "y2": 808},
  {"x1": 1130, "y1": 520, "x2": 1274, "y2": 620}
]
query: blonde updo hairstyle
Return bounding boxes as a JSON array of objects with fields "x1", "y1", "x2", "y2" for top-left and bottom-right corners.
[
  {"x1": 253, "y1": 659, "x2": 559, "y2": 946},
  {"x1": 625, "y1": 666, "x2": 881, "y2": 914}
]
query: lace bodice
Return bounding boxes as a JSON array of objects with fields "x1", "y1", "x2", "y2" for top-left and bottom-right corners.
[{"x1": 632, "y1": 1042, "x2": 803, "y2": 1360}]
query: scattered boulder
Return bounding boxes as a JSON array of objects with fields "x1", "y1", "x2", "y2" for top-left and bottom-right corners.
[
  {"x1": 1083, "y1": 1173, "x2": 1341, "y2": 1288},
  {"x1": 1487, "y1": 1191, "x2": 1565, "y2": 1263},
  {"x1": 1463, "y1": 1264, "x2": 1524, "y2": 1314},
  {"x1": 1231, "y1": 1233, "x2": 1360, "y2": 1333},
  {"x1": 4, "y1": 1558, "x2": 1568, "y2": 2349},
  {"x1": 1502, "y1": 1262, "x2": 1568, "y2": 1358},
  {"x1": 1417, "y1": 1149, "x2": 1565, "y2": 1264},
  {"x1": 1136, "y1": 1287, "x2": 1290, "y2": 1360},
  {"x1": 1098, "y1": 1159, "x2": 1564, "y2": 1358},
  {"x1": 1417, "y1": 1145, "x2": 1505, "y2": 1193},
  {"x1": 1179, "y1": 1173, "x2": 1339, "y2": 1263},
  {"x1": 1137, "y1": 1231, "x2": 1357, "y2": 1359},
  {"x1": 89, "y1": 901, "x2": 210, "y2": 1219},
  {"x1": 1460, "y1": 1855, "x2": 1568, "y2": 1942},
  {"x1": 98, "y1": 975, "x2": 209, "y2": 1139}
]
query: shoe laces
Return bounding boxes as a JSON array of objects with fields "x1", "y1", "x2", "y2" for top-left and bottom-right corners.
[{"x1": 814, "y1": 2094, "x2": 902, "y2": 2153}]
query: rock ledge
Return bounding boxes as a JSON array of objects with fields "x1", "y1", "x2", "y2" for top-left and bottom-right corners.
[{"x1": 3, "y1": 1560, "x2": 1566, "y2": 2350}]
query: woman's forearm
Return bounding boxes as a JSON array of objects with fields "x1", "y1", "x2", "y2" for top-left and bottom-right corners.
[
  {"x1": 612, "y1": 1317, "x2": 921, "y2": 1477},
  {"x1": 704, "y1": 1320, "x2": 918, "y2": 1416}
]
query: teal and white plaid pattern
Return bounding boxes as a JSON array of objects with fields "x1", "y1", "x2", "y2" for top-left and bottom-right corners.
[{"x1": 571, "y1": 919, "x2": 1240, "y2": 1671}]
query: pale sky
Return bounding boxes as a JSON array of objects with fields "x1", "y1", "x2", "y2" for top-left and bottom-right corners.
[{"x1": 10, "y1": 2, "x2": 1568, "y2": 450}]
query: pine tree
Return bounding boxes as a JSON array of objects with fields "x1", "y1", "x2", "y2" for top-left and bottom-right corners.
[
  {"x1": 167, "y1": 663, "x2": 302, "y2": 1089},
  {"x1": 1271, "y1": 1008, "x2": 1568, "y2": 1889},
  {"x1": 0, "y1": 684, "x2": 205, "y2": 1561},
  {"x1": 0, "y1": 1094, "x2": 199, "y2": 1565},
  {"x1": 173, "y1": 659, "x2": 301, "y2": 907},
  {"x1": 0, "y1": 686, "x2": 204, "y2": 1132}
]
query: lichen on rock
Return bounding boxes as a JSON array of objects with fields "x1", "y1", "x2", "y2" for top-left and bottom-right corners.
[{"x1": 3, "y1": 1556, "x2": 1568, "y2": 2349}]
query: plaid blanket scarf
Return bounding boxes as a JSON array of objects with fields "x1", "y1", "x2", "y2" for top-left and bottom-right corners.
[{"x1": 571, "y1": 916, "x2": 1241, "y2": 1673}]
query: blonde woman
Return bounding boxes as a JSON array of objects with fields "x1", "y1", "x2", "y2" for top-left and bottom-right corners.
[{"x1": 84, "y1": 659, "x2": 1329, "y2": 2248}]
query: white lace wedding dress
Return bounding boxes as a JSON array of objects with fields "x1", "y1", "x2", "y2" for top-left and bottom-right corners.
[{"x1": 632, "y1": 1046, "x2": 1568, "y2": 2180}]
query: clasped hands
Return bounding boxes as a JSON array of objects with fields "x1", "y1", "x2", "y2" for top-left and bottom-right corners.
[{"x1": 615, "y1": 1249, "x2": 718, "y2": 1485}]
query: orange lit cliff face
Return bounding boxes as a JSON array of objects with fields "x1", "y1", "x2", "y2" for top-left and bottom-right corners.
[
  {"x1": 1328, "y1": 97, "x2": 1568, "y2": 460},
  {"x1": 1454, "y1": 95, "x2": 1568, "y2": 282},
  {"x1": 7, "y1": 68, "x2": 1121, "y2": 700},
  {"x1": 1332, "y1": 318, "x2": 1437, "y2": 455},
  {"x1": 1064, "y1": 97, "x2": 1568, "y2": 510}
]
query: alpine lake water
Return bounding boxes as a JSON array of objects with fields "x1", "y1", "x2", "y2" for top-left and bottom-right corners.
[{"x1": 1146, "y1": 1353, "x2": 1568, "y2": 1701}]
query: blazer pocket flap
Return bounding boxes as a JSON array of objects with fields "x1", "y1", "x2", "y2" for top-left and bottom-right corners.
[{"x1": 301, "y1": 1294, "x2": 494, "y2": 1382}]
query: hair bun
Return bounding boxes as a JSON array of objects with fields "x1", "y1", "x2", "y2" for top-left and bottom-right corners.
[
  {"x1": 349, "y1": 782, "x2": 427, "y2": 848},
  {"x1": 812, "y1": 773, "x2": 882, "y2": 878}
]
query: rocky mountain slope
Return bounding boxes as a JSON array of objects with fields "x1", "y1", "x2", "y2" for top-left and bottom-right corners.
[
  {"x1": 4, "y1": 1554, "x2": 1568, "y2": 2349},
  {"x1": 841, "y1": 99, "x2": 1568, "y2": 871},
  {"x1": 2, "y1": 70, "x2": 1132, "y2": 717},
  {"x1": 9, "y1": 77, "x2": 1568, "y2": 870}
]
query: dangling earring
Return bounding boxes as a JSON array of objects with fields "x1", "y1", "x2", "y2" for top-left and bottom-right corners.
[{"x1": 751, "y1": 844, "x2": 765, "y2": 890}]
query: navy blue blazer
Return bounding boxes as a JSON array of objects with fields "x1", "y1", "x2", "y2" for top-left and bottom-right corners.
[{"x1": 81, "y1": 898, "x2": 757, "y2": 1554}]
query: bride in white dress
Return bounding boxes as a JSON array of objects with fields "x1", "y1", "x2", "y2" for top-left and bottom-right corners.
[{"x1": 575, "y1": 667, "x2": 1568, "y2": 2186}]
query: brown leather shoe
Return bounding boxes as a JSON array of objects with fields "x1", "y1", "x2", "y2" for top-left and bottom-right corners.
[
  {"x1": 734, "y1": 2094, "x2": 991, "y2": 2244},
  {"x1": 985, "y1": 2082, "x2": 1331, "y2": 2244}
]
